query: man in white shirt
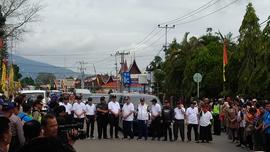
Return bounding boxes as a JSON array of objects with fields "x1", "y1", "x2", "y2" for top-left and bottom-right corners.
[
  {"x1": 108, "y1": 95, "x2": 120, "y2": 138},
  {"x1": 85, "y1": 97, "x2": 96, "y2": 139},
  {"x1": 72, "y1": 96, "x2": 86, "y2": 129},
  {"x1": 136, "y1": 98, "x2": 149, "y2": 140},
  {"x1": 122, "y1": 96, "x2": 134, "y2": 139},
  {"x1": 173, "y1": 101, "x2": 186, "y2": 142},
  {"x1": 150, "y1": 99, "x2": 161, "y2": 140},
  {"x1": 59, "y1": 96, "x2": 72, "y2": 116},
  {"x1": 186, "y1": 101, "x2": 199, "y2": 142}
]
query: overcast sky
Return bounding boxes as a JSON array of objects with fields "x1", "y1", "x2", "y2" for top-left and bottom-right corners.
[{"x1": 13, "y1": 0, "x2": 269, "y2": 75}]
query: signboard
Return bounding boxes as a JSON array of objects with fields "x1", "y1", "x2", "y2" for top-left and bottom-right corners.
[
  {"x1": 138, "y1": 74, "x2": 148, "y2": 84},
  {"x1": 122, "y1": 72, "x2": 131, "y2": 85},
  {"x1": 193, "y1": 73, "x2": 202, "y2": 83}
]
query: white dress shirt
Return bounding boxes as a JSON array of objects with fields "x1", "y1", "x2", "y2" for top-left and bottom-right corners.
[
  {"x1": 108, "y1": 101, "x2": 120, "y2": 114},
  {"x1": 199, "y1": 111, "x2": 212, "y2": 126},
  {"x1": 72, "y1": 102, "x2": 86, "y2": 118},
  {"x1": 186, "y1": 107, "x2": 199, "y2": 124},
  {"x1": 151, "y1": 103, "x2": 161, "y2": 116},
  {"x1": 122, "y1": 103, "x2": 135, "y2": 121},
  {"x1": 85, "y1": 104, "x2": 96, "y2": 116},
  {"x1": 137, "y1": 104, "x2": 149, "y2": 121},
  {"x1": 174, "y1": 107, "x2": 186, "y2": 120}
]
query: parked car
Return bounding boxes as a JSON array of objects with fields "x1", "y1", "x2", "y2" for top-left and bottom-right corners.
[{"x1": 19, "y1": 90, "x2": 48, "y2": 111}]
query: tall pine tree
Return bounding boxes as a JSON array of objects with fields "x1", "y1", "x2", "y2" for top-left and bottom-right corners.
[{"x1": 237, "y1": 3, "x2": 261, "y2": 97}]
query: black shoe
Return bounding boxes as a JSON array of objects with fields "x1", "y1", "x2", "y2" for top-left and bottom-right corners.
[
  {"x1": 170, "y1": 139, "x2": 173, "y2": 142},
  {"x1": 162, "y1": 138, "x2": 167, "y2": 141},
  {"x1": 115, "y1": 136, "x2": 119, "y2": 139},
  {"x1": 236, "y1": 144, "x2": 241, "y2": 147},
  {"x1": 137, "y1": 137, "x2": 142, "y2": 140},
  {"x1": 195, "y1": 141, "x2": 200, "y2": 143},
  {"x1": 151, "y1": 138, "x2": 155, "y2": 141}
]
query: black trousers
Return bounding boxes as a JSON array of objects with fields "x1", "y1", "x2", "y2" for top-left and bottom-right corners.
[
  {"x1": 173, "y1": 119, "x2": 185, "y2": 141},
  {"x1": 163, "y1": 121, "x2": 172, "y2": 140},
  {"x1": 74, "y1": 118, "x2": 84, "y2": 129},
  {"x1": 109, "y1": 114, "x2": 119, "y2": 138},
  {"x1": 86, "y1": 115, "x2": 95, "y2": 137},
  {"x1": 187, "y1": 124, "x2": 199, "y2": 141},
  {"x1": 151, "y1": 117, "x2": 161, "y2": 139},
  {"x1": 138, "y1": 120, "x2": 148, "y2": 140},
  {"x1": 123, "y1": 120, "x2": 134, "y2": 138},
  {"x1": 200, "y1": 125, "x2": 212, "y2": 141},
  {"x1": 97, "y1": 116, "x2": 108, "y2": 139},
  {"x1": 213, "y1": 114, "x2": 221, "y2": 135}
]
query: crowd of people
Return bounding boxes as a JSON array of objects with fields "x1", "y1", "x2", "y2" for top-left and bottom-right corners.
[{"x1": 0, "y1": 93, "x2": 269, "y2": 152}]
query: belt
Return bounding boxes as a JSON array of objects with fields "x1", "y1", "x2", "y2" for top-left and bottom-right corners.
[{"x1": 175, "y1": 119, "x2": 184, "y2": 121}]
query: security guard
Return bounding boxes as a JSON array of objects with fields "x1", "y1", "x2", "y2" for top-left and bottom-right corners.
[
  {"x1": 108, "y1": 95, "x2": 120, "y2": 139},
  {"x1": 96, "y1": 96, "x2": 109, "y2": 139},
  {"x1": 161, "y1": 100, "x2": 174, "y2": 141}
]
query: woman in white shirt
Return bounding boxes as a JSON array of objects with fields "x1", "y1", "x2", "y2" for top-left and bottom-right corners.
[{"x1": 199, "y1": 104, "x2": 213, "y2": 143}]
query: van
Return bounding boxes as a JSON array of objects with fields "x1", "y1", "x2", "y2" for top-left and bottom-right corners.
[
  {"x1": 74, "y1": 89, "x2": 91, "y2": 101},
  {"x1": 19, "y1": 90, "x2": 47, "y2": 104}
]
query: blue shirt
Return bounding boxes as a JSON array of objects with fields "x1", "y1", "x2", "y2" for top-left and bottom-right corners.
[
  {"x1": 18, "y1": 112, "x2": 32, "y2": 122},
  {"x1": 263, "y1": 111, "x2": 270, "y2": 134}
]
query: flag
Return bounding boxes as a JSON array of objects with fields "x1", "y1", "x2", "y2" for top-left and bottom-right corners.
[
  {"x1": 223, "y1": 39, "x2": 228, "y2": 82},
  {"x1": 1, "y1": 60, "x2": 7, "y2": 91},
  {"x1": 9, "y1": 64, "x2": 15, "y2": 94}
]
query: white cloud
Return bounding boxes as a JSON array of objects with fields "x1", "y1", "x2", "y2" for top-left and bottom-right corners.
[{"x1": 13, "y1": 0, "x2": 270, "y2": 74}]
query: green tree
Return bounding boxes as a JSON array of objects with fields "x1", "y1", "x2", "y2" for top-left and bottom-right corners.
[
  {"x1": 13, "y1": 64, "x2": 22, "y2": 81},
  {"x1": 35, "y1": 72, "x2": 56, "y2": 85},
  {"x1": 21, "y1": 76, "x2": 35, "y2": 87},
  {"x1": 237, "y1": 3, "x2": 261, "y2": 97}
]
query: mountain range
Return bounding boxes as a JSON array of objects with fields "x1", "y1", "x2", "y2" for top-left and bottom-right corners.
[{"x1": 10, "y1": 54, "x2": 80, "y2": 79}]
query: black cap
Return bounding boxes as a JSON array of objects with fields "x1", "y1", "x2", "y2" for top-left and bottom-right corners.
[{"x1": 151, "y1": 99, "x2": 157, "y2": 103}]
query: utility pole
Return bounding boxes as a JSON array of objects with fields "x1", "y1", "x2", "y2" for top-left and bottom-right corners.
[
  {"x1": 113, "y1": 50, "x2": 130, "y2": 92},
  {"x1": 158, "y1": 24, "x2": 175, "y2": 51},
  {"x1": 77, "y1": 61, "x2": 87, "y2": 89}
]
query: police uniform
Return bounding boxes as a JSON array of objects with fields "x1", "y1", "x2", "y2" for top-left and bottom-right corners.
[
  {"x1": 96, "y1": 102, "x2": 108, "y2": 139},
  {"x1": 161, "y1": 105, "x2": 174, "y2": 141}
]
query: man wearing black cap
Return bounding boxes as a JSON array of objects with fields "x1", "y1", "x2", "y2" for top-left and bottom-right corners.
[
  {"x1": 161, "y1": 100, "x2": 174, "y2": 141},
  {"x1": 85, "y1": 97, "x2": 96, "y2": 139},
  {"x1": 96, "y1": 96, "x2": 109, "y2": 139},
  {"x1": 136, "y1": 98, "x2": 149, "y2": 140},
  {"x1": 122, "y1": 96, "x2": 134, "y2": 139},
  {"x1": 108, "y1": 95, "x2": 120, "y2": 139},
  {"x1": 150, "y1": 99, "x2": 161, "y2": 140}
]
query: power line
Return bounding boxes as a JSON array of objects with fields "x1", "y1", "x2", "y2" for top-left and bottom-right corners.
[
  {"x1": 175, "y1": 0, "x2": 240, "y2": 26},
  {"x1": 159, "y1": 0, "x2": 221, "y2": 25}
]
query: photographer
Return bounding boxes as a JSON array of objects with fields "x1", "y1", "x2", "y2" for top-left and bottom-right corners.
[{"x1": 41, "y1": 114, "x2": 76, "y2": 152}]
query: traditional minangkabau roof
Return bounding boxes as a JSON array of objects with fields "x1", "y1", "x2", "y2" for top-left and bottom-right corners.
[
  {"x1": 128, "y1": 59, "x2": 141, "y2": 74},
  {"x1": 119, "y1": 60, "x2": 128, "y2": 74}
]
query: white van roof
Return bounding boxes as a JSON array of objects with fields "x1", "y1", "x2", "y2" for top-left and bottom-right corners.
[{"x1": 20, "y1": 90, "x2": 46, "y2": 93}]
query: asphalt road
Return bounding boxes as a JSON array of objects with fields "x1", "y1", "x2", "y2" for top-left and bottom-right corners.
[{"x1": 74, "y1": 133, "x2": 247, "y2": 152}]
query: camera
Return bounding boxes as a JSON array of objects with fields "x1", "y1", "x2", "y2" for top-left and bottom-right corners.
[{"x1": 58, "y1": 123, "x2": 87, "y2": 140}]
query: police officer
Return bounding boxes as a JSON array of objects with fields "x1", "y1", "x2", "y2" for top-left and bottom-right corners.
[
  {"x1": 108, "y1": 95, "x2": 120, "y2": 139},
  {"x1": 136, "y1": 98, "x2": 149, "y2": 140},
  {"x1": 150, "y1": 99, "x2": 161, "y2": 140},
  {"x1": 161, "y1": 100, "x2": 174, "y2": 141},
  {"x1": 96, "y1": 96, "x2": 109, "y2": 139}
]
